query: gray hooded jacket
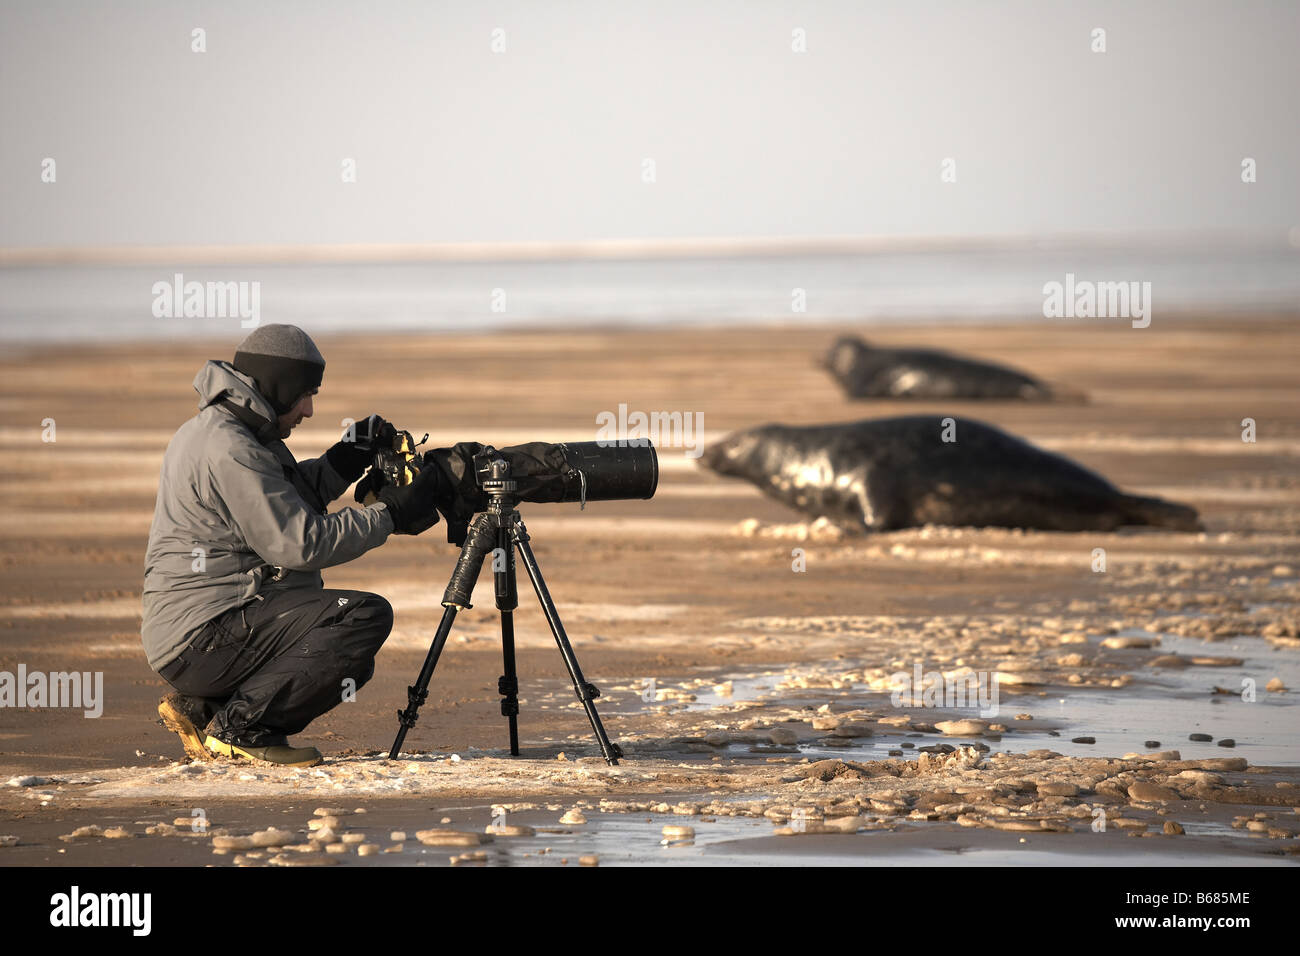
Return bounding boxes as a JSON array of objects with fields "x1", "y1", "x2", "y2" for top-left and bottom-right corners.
[{"x1": 141, "y1": 360, "x2": 394, "y2": 671}]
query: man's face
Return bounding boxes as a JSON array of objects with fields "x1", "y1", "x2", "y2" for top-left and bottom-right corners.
[{"x1": 277, "y1": 389, "x2": 316, "y2": 439}]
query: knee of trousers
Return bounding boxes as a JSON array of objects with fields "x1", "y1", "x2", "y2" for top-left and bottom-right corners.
[{"x1": 346, "y1": 593, "x2": 394, "y2": 646}]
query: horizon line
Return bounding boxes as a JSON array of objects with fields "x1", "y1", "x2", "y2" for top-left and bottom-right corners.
[{"x1": 2, "y1": 227, "x2": 1296, "y2": 268}]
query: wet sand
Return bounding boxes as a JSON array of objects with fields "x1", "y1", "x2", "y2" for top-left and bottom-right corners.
[{"x1": 1, "y1": 315, "x2": 1298, "y2": 865}]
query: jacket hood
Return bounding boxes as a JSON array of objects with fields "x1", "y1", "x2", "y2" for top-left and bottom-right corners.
[
  {"x1": 194, "y1": 360, "x2": 282, "y2": 445},
  {"x1": 194, "y1": 360, "x2": 276, "y2": 418}
]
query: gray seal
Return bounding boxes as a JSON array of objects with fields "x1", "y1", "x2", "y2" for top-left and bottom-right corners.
[
  {"x1": 822, "y1": 336, "x2": 1083, "y2": 402},
  {"x1": 699, "y1": 415, "x2": 1201, "y2": 532}
]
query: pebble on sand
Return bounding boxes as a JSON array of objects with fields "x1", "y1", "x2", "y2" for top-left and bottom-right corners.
[
  {"x1": 1266, "y1": 678, "x2": 1287, "y2": 692},
  {"x1": 1172, "y1": 769, "x2": 1224, "y2": 785},
  {"x1": 212, "y1": 835, "x2": 256, "y2": 850},
  {"x1": 768, "y1": 728, "x2": 798, "y2": 746},
  {"x1": 1102, "y1": 636, "x2": 1156, "y2": 649},
  {"x1": 486, "y1": 824, "x2": 535, "y2": 837},
  {"x1": 249, "y1": 828, "x2": 295, "y2": 848},
  {"x1": 269, "y1": 853, "x2": 337, "y2": 867},
  {"x1": 1037, "y1": 781, "x2": 1080, "y2": 797},
  {"x1": 935, "y1": 719, "x2": 989, "y2": 736},
  {"x1": 0, "y1": 835, "x2": 19, "y2": 847},
  {"x1": 559, "y1": 809, "x2": 588, "y2": 825},
  {"x1": 1124, "y1": 750, "x2": 1181, "y2": 761},
  {"x1": 1188, "y1": 733, "x2": 1212, "y2": 742},
  {"x1": 417, "y1": 829, "x2": 491, "y2": 847},
  {"x1": 821, "y1": 815, "x2": 866, "y2": 833},
  {"x1": 579, "y1": 854, "x2": 600, "y2": 866},
  {"x1": 1217, "y1": 739, "x2": 1237, "y2": 748},
  {"x1": 1163, "y1": 821, "x2": 1185, "y2": 835},
  {"x1": 450, "y1": 851, "x2": 488, "y2": 865},
  {"x1": 831, "y1": 722, "x2": 874, "y2": 738},
  {"x1": 59, "y1": 825, "x2": 104, "y2": 842},
  {"x1": 1128, "y1": 782, "x2": 1181, "y2": 803}
]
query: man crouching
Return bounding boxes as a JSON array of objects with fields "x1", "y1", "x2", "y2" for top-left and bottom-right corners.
[{"x1": 142, "y1": 324, "x2": 444, "y2": 766}]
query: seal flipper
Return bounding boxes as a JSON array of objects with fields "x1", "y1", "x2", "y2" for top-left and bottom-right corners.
[
  {"x1": 1117, "y1": 493, "x2": 1203, "y2": 532},
  {"x1": 856, "y1": 470, "x2": 909, "y2": 532}
]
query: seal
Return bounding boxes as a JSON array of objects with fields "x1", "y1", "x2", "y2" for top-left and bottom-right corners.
[
  {"x1": 699, "y1": 415, "x2": 1201, "y2": 532},
  {"x1": 821, "y1": 336, "x2": 1083, "y2": 402}
]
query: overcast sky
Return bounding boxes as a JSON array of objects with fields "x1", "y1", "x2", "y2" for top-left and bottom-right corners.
[{"x1": 1, "y1": 0, "x2": 1296, "y2": 248}]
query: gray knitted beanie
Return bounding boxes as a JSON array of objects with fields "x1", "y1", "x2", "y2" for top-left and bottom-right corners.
[{"x1": 232, "y1": 324, "x2": 326, "y2": 415}]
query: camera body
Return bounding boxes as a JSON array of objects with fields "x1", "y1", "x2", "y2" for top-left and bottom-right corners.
[{"x1": 373, "y1": 429, "x2": 425, "y2": 487}]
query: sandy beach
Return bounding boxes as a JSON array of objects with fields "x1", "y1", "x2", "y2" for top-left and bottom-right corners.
[{"x1": 1, "y1": 314, "x2": 1298, "y2": 866}]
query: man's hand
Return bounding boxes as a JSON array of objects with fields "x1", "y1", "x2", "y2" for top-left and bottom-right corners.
[
  {"x1": 350, "y1": 414, "x2": 397, "y2": 452},
  {"x1": 326, "y1": 413, "x2": 396, "y2": 484},
  {"x1": 376, "y1": 463, "x2": 443, "y2": 535},
  {"x1": 353, "y1": 467, "x2": 390, "y2": 505}
]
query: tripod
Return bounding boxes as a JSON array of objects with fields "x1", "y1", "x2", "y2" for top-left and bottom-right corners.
[{"x1": 388, "y1": 457, "x2": 624, "y2": 765}]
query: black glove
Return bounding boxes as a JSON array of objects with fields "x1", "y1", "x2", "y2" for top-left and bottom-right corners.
[
  {"x1": 376, "y1": 462, "x2": 443, "y2": 535},
  {"x1": 353, "y1": 466, "x2": 389, "y2": 505},
  {"x1": 354, "y1": 414, "x2": 398, "y2": 450},
  {"x1": 421, "y1": 443, "x2": 489, "y2": 546},
  {"x1": 326, "y1": 414, "x2": 396, "y2": 484}
]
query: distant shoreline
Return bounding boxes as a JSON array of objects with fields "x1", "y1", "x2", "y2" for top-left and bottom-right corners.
[{"x1": 3, "y1": 230, "x2": 1296, "y2": 268}]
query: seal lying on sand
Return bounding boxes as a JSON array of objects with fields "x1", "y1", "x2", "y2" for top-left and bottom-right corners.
[
  {"x1": 699, "y1": 416, "x2": 1201, "y2": 532},
  {"x1": 821, "y1": 336, "x2": 1083, "y2": 402}
]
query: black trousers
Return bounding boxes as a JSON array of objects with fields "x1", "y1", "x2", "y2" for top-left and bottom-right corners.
[{"x1": 158, "y1": 587, "x2": 393, "y2": 746}]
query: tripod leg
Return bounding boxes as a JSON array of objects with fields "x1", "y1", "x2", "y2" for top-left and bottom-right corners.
[
  {"x1": 511, "y1": 522, "x2": 623, "y2": 765},
  {"x1": 494, "y1": 526, "x2": 521, "y2": 756},
  {"x1": 389, "y1": 604, "x2": 458, "y2": 759},
  {"x1": 390, "y1": 512, "x2": 496, "y2": 758}
]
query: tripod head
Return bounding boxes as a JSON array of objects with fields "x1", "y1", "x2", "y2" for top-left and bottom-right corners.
[{"x1": 475, "y1": 452, "x2": 519, "y2": 513}]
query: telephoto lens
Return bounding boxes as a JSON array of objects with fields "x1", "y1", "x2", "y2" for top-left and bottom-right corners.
[{"x1": 467, "y1": 440, "x2": 658, "y2": 505}]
